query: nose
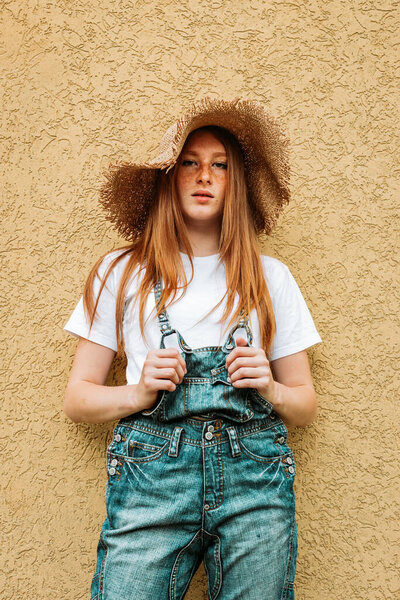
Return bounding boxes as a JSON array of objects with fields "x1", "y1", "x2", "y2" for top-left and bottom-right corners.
[{"x1": 196, "y1": 163, "x2": 212, "y2": 183}]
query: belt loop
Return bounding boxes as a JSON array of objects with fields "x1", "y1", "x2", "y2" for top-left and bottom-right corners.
[
  {"x1": 226, "y1": 426, "x2": 241, "y2": 458},
  {"x1": 168, "y1": 426, "x2": 184, "y2": 457}
]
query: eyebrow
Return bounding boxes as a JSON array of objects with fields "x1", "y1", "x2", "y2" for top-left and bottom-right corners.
[{"x1": 182, "y1": 150, "x2": 227, "y2": 158}]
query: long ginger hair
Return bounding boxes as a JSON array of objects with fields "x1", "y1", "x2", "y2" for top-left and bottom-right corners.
[{"x1": 82, "y1": 125, "x2": 276, "y2": 359}]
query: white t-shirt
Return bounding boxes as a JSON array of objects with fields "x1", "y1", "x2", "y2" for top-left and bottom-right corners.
[{"x1": 63, "y1": 250, "x2": 322, "y2": 384}]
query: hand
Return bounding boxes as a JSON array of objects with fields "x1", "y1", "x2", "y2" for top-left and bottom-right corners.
[
  {"x1": 136, "y1": 348, "x2": 187, "y2": 411},
  {"x1": 225, "y1": 337, "x2": 278, "y2": 404}
]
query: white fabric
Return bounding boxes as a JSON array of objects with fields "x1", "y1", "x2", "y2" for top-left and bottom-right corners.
[{"x1": 63, "y1": 250, "x2": 322, "y2": 384}]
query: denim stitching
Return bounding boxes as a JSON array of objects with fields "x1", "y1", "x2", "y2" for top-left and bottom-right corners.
[
  {"x1": 129, "y1": 440, "x2": 162, "y2": 452},
  {"x1": 238, "y1": 440, "x2": 294, "y2": 464},
  {"x1": 168, "y1": 426, "x2": 184, "y2": 458},
  {"x1": 281, "y1": 515, "x2": 297, "y2": 599},
  {"x1": 202, "y1": 530, "x2": 222, "y2": 599},
  {"x1": 108, "y1": 440, "x2": 170, "y2": 464},
  {"x1": 210, "y1": 538, "x2": 222, "y2": 600},
  {"x1": 117, "y1": 420, "x2": 284, "y2": 446},
  {"x1": 169, "y1": 530, "x2": 203, "y2": 600},
  {"x1": 206, "y1": 432, "x2": 224, "y2": 509},
  {"x1": 97, "y1": 530, "x2": 108, "y2": 600},
  {"x1": 222, "y1": 381, "x2": 234, "y2": 412},
  {"x1": 184, "y1": 379, "x2": 189, "y2": 414},
  {"x1": 226, "y1": 426, "x2": 241, "y2": 457}
]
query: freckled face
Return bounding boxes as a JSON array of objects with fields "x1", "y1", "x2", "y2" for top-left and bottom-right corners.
[{"x1": 175, "y1": 129, "x2": 227, "y2": 226}]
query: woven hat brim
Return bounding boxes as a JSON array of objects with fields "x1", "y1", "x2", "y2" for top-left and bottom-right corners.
[{"x1": 99, "y1": 96, "x2": 290, "y2": 241}]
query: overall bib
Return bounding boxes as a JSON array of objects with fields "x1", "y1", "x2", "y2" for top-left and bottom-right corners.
[{"x1": 90, "y1": 278, "x2": 298, "y2": 600}]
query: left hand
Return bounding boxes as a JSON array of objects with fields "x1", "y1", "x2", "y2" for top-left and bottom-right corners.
[{"x1": 225, "y1": 337, "x2": 278, "y2": 405}]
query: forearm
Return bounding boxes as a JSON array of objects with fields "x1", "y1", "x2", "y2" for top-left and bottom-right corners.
[
  {"x1": 267, "y1": 382, "x2": 317, "y2": 428},
  {"x1": 63, "y1": 381, "x2": 141, "y2": 424}
]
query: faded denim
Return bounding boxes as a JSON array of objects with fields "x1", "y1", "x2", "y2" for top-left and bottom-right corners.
[{"x1": 90, "y1": 278, "x2": 297, "y2": 599}]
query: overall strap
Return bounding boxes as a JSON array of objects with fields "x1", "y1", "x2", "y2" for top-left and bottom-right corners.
[
  {"x1": 153, "y1": 277, "x2": 193, "y2": 352},
  {"x1": 221, "y1": 309, "x2": 254, "y2": 353},
  {"x1": 153, "y1": 277, "x2": 174, "y2": 335}
]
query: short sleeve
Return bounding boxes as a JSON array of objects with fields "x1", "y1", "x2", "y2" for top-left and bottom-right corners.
[
  {"x1": 63, "y1": 252, "x2": 120, "y2": 351},
  {"x1": 269, "y1": 264, "x2": 322, "y2": 361}
]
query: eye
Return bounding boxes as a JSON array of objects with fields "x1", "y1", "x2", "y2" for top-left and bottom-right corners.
[
  {"x1": 214, "y1": 162, "x2": 227, "y2": 169},
  {"x1": 181, "y1": 159, "x2": 196, "y2": 166}
]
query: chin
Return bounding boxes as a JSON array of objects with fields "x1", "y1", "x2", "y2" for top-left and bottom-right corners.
[{"x1": 184, "y1": 212, "x2": 222, "y2": 225}]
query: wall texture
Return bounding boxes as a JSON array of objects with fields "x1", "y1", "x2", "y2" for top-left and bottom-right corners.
[{"x1": 1, "y1": 0, "x2": 399, "y2": 598}]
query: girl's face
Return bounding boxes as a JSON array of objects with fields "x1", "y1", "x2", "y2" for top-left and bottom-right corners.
[{"x1": 175, "y1": 129, "x2": 227, "y2": 228}]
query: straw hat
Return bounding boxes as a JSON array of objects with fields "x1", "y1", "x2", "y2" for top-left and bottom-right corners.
[{"x1": 99, "y1": 96, "x2": 291, "y2": 241}]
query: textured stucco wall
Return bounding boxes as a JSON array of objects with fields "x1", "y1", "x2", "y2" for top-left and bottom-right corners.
[{"x1": 1, "y1": 0, "x2": 399, "y2": 598}]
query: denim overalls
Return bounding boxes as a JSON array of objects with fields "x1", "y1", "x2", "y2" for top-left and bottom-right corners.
[{"x1": 90, "y1": 278, "x2": 298, "y2": 600}]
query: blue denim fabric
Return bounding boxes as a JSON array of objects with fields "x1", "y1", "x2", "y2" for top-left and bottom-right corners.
[{"x1": 90, "y1": 279, "x2": 297, "y2": 599}]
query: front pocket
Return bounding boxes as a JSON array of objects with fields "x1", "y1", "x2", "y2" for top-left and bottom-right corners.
[
  {"x1": 124, "y1": 428, "x2": 170, "y2": 462},
  {"x1": 238, "y1": 426, "x2": 290, "y2": 462},
  {"x1": 128, "y1": 439, "x2": 167, "y2": 460}
]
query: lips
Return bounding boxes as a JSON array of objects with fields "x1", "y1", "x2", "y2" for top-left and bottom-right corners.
[{"x1": 192, "y1": 190, "x2": 214, "y2": 197}]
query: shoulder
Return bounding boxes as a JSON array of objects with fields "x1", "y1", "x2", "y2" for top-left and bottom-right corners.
[
  {"x1": 96, "y1": 248, "x2": 133, "y2": 278},
  {"x1": 260, "y1": 254, "x2": 289, "y2": 272},
  {"x1": 101, "y1": 248, "x2": 130, "y2": 267},
  {"x1": 93, "y1": 248, "x2": 138, "y2": 296},
  {"x1": 259, "y1": 254, "x2": 292, "y2": 295}
]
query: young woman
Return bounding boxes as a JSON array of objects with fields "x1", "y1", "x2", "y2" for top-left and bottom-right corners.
[{"x1": 63, "y1": 97, "x2": 322, "y2": 600}]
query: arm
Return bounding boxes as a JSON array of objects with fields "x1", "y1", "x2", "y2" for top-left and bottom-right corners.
[
  {"x1": 63, "y1": 337, "x2": 187, "y2": 424},
  {"x1": 226, "y1": 338, "x2": 317, "y2": 428},
  {"x1": 269, "y1": 350, "x2": 317, "y2": 427},
  {"x1": 63, "y1": 338, "x2": 138, "y2": 424}
]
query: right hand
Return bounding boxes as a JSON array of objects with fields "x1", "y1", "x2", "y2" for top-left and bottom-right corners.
[{"x1": 135, "y1": 348, "x2": 187, "y2": 411}]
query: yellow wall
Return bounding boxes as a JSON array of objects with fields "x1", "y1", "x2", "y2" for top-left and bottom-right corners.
[{"x1": 2, "y1": 1, "x2": 398, "y2": 598}]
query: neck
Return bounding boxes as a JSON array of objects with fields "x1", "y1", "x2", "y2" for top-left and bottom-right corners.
[
  {"x1": 180, "y1": 221, "x2": 221, "y2": 257},
  {"x1": 179, "y1": 237, "x2": 220, "y2": 257}
]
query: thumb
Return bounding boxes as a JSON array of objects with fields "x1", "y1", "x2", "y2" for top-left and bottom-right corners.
[{"x1": 235, "y1": 336, "x2": 248, "y2": 347}]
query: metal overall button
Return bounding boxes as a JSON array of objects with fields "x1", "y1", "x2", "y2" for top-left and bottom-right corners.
[
  {"x1": 207, "y1": 425, "x2": 215, "y2": 432},
  {"x1": 108, "y1": 467, "x2": 116, "y2": 475},
  {"x1": 115, "y1": 434, "x2": 122, "y2": 442},
  {"x1": 277, "y1": 436, "x2": 285, "y2": 444},
  {"x1": 110, "y1": 458, "x2": 118, "y2": 467},
  {"x1": 288, "y1": 466, "x2": 295, "y2": 474},
  {"x1": 286, "y1": 456, "x2": 293, "y2": 465},
  {"x1": 205, "y1": 431, "x2": 214, "y2": 440}
]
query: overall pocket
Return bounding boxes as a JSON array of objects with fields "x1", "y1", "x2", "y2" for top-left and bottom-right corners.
[
  {"x1": 107, "y1": 424, "x2": 170, "y2": 465},
  {"x1": 238, "y1": 424, "x2": 295, "y2": 468},
  {"x1": 122, "y1": 427, "x2": 170, "y2": 463},
  {"x1": 209, "y1": 364, "x2": 255, "y2": 422}
]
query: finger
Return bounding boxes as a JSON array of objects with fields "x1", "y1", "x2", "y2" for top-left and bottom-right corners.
[
  {"x1": 156, "y1": 358, "x2": 187, "y2": 381},
  {"x1": 152, "y1": 378, "x2": 178, "y2": 392},
  {"x1": 156, "y1": 348, "x2": 187, "y2": 373},
  {"x1": 228, "y1": 355, "x2": 266, "y2": 373},
  {"x1": 226, "y1": 346, "x2": 258, "y2": 368},
  {"x1": 153, "y1": 367, "x2": 182, "y2": 384},
  {"x1": 153, "y1": 357, "x2": 186, "y2": 377},
  {"x1": 230, "y1": 366, "x2": 267, "y2": 383},
  {"x1": 231, "y1": 377, "x2": 269, "y2": 389}
]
